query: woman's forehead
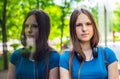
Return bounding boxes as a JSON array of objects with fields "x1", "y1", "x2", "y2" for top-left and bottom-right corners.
[{"x1": 25, "y1": 15, "x2": 37, "y2": 25}]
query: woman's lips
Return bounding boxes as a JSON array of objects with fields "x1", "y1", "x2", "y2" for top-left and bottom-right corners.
[
  {"x1": 81, "y1": 33, "x2": 88, "y2": 36},
  {"x1": 26, "y1": 35, "x2": 34, "y2": 38}
]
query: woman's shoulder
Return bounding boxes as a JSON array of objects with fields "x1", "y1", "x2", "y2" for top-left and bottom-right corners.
[
  {"x1": 98, "y1": 46, "x2": 116, "y2": 55},
  {"x1": 98, "y1": 46, "x2": 116, "y2": 57},
  {"x1": 98, "y1": 46, "x2": 118, "y2": 65},
  {"x1": 49, "y1": 50, "x2": 60, "y2": 60},
  {"x1": 51, "y1": 50, "x2": 60, "y2": 56},
  {"x1": 98, "y1": 46, "x2": 114, "y2": 54},
  {"x1": 49, "y1": 50, "x2": 60, "y2": 69},
  {"x1": 10, "y1": 48, "x2": 22, "y2": 65},
  {"x1": 61, "y1": 50, "x2": 70, "y2": 57},
  {"x1": 60, "y1": 50, "x2": 71, "y2": 62},
  {"x1": 59, "y1": 50, "x2": 71, "y2": 70},
  {"x1": 11, "y1": 48, "x2": 22, "y2": 56}
]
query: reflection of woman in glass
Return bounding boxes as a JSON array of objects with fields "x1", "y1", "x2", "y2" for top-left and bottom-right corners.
[
  {"x1": 7, "y1": 10, "x2": 60, "y2": 79},
  {"x1": 59, "y1": 8, "x2": 119, "y2": 79}
]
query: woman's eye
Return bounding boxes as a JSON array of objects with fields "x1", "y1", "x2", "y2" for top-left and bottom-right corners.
[
  {"x1": 86, "y1": 22, "x2": 92, "y2": 26},
  {"x1": 24, "y1": 24, "x2": 38, "y2": 28},
  {"x1": 32, "y1": 24, "x2": 38, "y2": 28},
  {"x1": 76, "y1": 23, "x2": 82, "y2": 27},
  {"x1": 24, "y1": 24, "x2": 29, "y2": 28}
]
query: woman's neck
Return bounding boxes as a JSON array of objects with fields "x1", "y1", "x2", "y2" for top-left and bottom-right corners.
[
  {"x1": 80, "y1": 42, "x2": 93, "y2": 61},
  {"x1": 80, "y1": 42, "x2": 91, "y2": 51}
]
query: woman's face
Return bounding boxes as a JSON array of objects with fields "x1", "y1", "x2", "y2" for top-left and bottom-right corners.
[
  {"x1": 25, "y1": 15, "x2": 39, "y2": 40},
  {"x1": 75, "y1": 13, "x2": 93, "y2": 43}
]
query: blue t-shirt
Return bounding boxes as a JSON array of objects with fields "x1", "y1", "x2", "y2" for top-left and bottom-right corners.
[
  {"x1": 59, "y1": 47, "x2": 118, "y2": 79},
  {"x1": 10, "y1": 48, "x2": 60, "y2": 79}
]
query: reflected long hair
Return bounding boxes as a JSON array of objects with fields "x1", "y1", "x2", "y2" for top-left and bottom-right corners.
[{"x1": 20, "y1": 9, "x2": 52, "y2": 79}]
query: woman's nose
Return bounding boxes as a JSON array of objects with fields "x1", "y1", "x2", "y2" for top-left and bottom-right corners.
[
  {"x1": 82, "y1": 25, "x2": 87, "y2": 31},
  {"x1": 28, "y1": 25, "x2": 32, "y2": 34}
]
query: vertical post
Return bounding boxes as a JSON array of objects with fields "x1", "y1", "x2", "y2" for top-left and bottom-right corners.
[
  {"x1": 2, "y1": 0, "x2": 8, "y2": 70},
  {"x1": 104, "y1": 6, "x2": 107, "y2": 46},
  {"x1": 98, "y1": 0, "x2": 107, "y2": 46}
]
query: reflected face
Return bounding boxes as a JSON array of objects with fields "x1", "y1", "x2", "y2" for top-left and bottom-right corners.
[
  {"x1": 75, "y1": 13, "x2": 93, "y2": 43},
  {"x1": 25, "y1": 15, "x2": 39, "y2": 39}
]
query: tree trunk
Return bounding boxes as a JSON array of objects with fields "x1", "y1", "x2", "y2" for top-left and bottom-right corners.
[{"x1": 2, "y1": 0, "x2": 8, "y2": 70}]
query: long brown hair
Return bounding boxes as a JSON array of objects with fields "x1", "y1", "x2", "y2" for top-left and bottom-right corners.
[
  {"x1": 21, "y1": 10, "x2": 50, "y2": 53},
  {"x1": 69, "y1": 8, "x2": 100, "y2": 78}
]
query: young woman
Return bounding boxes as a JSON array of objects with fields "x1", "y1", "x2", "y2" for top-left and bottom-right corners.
[
  {"x1": 59, "y1": 8, "x2": 119, "y2": 79},
  {"x1": 7, "y1": 10, "x2": 60, "y2": 79}
]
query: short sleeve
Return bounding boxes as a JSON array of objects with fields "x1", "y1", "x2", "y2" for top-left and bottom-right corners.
[
  {"x1": 105, "y1": 47, "x2": 118, "y2": 65},
  {"x1": 49, "y1": 51, "x2": 60, "y2": 70},
  {"x1": 10, "y1": 49, "x2": 21, "y2": 65},
  {"x1": 59, "y1": 51, "x2": 70, "y2": 70}
]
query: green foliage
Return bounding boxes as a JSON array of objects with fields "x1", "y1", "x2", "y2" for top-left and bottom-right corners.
[
  {"x1": 91, "y1": 7, "x2": 98, "y2": 24},
  {"x1": 45, "y1": 5, "x2": 63, "y2": 40},
  {"x1": 112, "y1": 2, "x2": 120, "y2": 32},
  {"x1": 10, "y1": 43, "x2": 20, "y2": 50},
  {"x1": 0, "y1": 0, "x2": 72, "y2": 51},
  {"x1": 0, "y1": 0, "x2": 3, "y2": 42},
  {"x1": 2, "y1": 0, "x2": 113, "y2": 51},
  {"x1": 6, "y1": 0, "x2": 30, "y2": 40},
  {"x1": 0, "y1": 55, "x2": 3, "y2": 70},
  {"x1": 5, "y1": 0, "x2": 69, "y2": 41}
]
